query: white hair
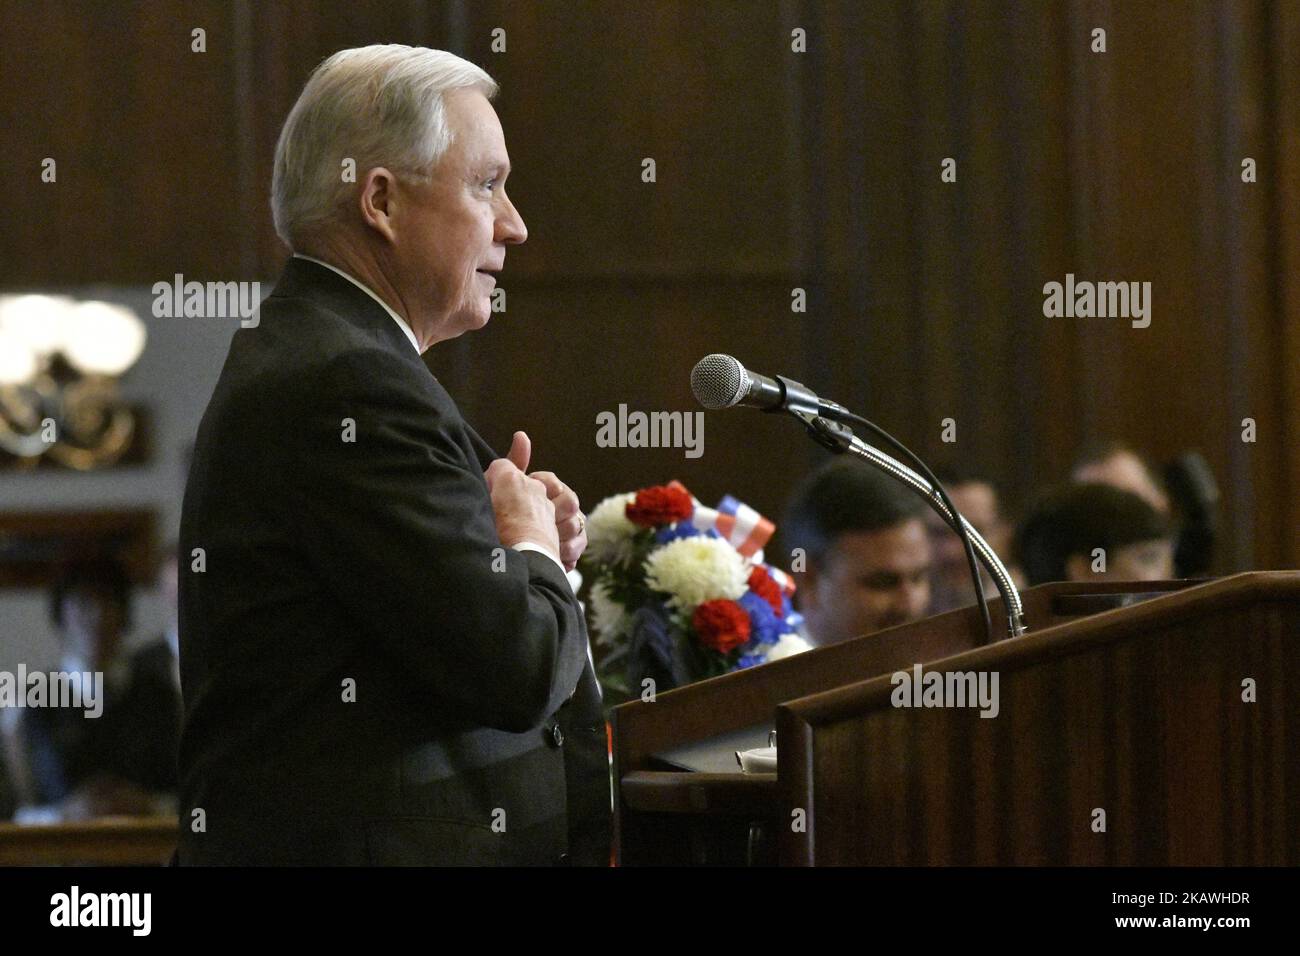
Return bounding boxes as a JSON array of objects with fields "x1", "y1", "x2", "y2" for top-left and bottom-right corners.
[{"x1": 271, "y1": 44, "x2": 498, "y2": 247}]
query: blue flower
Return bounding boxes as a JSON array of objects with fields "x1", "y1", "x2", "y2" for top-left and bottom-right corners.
[
  {"x1": 654, "y1": 521, "x2": 714, "y2": 545},
  {"x1": 739, "y1": 591, "x2": 781, "y2": 645}
]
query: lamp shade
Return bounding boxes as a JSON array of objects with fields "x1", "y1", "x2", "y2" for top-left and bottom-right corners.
[
  {"x1": 0, "y1": 293, "x2": 75, "y2": 359},
  {"x1": 0, "y1": 325, "x2": 38, "y2": 384},
  {"x1": 60, "y1": 300, "x2": 147, "y2": 376}
]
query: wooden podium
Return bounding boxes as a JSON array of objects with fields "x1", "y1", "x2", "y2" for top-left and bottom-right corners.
[{"x1": 612, "y1": 572, "x2": 1300, "y2": 865}]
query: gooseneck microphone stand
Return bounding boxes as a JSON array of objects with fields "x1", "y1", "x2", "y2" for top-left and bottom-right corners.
[{"x1": 794, "y1": 411, "x2": 1027, "y2": 640}]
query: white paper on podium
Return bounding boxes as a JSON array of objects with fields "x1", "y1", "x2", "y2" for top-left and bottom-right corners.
[{"x1": 735, "y1": 745, "x2": 778, "y2": 773}]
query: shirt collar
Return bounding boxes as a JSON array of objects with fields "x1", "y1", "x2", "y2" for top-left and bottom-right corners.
[{"x1": 291, "y1": 253, "x2": 421, "y2": 353}]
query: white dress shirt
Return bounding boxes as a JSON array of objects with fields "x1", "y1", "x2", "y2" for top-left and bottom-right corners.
[{"x1": 291, "y1": 253, "x2": 571, "y2": 583}]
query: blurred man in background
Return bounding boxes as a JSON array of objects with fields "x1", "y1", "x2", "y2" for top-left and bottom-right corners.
[
  {"x1": 783, "y1": 458, "x2": 932, "y2": 646},
  {"x1": 1073, "y1": 442, "x2": 1219, "y2": 576},
  {"x1": 1072, "y1": 442, "x2": 1170, "y2": 515},
  {"x1": 925, "y1": 467, "x2": 1021, "y2": 613},
  {"x1": 15, "y1": 557, "x2": 180, "y2": 821},
  {"x1": 1016, "y1": 483, "x2": 1176, "y2": 586}
]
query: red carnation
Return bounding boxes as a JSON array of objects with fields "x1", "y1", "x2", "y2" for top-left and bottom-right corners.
[
  {"x1": 625, "y1": 484, "x2": 694, "y2": 527},
  {"x1": 747, "y1": 566, "x2": 784, "y2": 615},
  {"x1": 691, "y1": 599, "x2": 752, "y2": 654}
]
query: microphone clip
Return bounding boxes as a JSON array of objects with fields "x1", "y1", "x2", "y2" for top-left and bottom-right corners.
[{"x1": 792, "y1": 410, "x2": 856, "y2": 453}]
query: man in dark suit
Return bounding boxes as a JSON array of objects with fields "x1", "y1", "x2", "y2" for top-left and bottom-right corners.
[{"x1": 177, "y1": 45, "x2": 610, "y2": 865}]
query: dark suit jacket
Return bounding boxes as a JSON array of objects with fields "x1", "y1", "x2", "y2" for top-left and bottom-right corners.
[{"x1": 177, "y1": 257, "x2": 610, "y2": 865}]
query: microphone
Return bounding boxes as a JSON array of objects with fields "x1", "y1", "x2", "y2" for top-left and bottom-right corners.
[
  {"x1": 690, "y1": 352, "x2": 1025, "y2": 640},
  {"x1": 690, "y1": 353, "x2": 852, "y2": 422}
]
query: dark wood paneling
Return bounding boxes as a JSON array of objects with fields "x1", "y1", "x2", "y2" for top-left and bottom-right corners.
[
  {"x1": 2, "y1": 0, "x2": 1294, "y2": 568},
  {"x1": 467, "y1": 0, "x2": 799, "y2": 280},
  {"x1": 786, "y1": 576, "x2": 1299, "y2": 865},
  {"x1": 0, "y1": 818, "x2": 176, "y2": 865},
  {"x1": 1265, "y1": 0, "x2": 1300, "y2": 570},
  {"x1": 0, "y1": 0, "x2": 246, "y2": 283},
  {"x1": 428, "y1": 278, "x2": 809, "y2": 521},
  {"x1": 611, "y1": 574, "x2": 1295, "y2": 864},
  {"x1": 0, "y1": 508, "x2": 157, "y2": 587},
  {"x1": 798, "y1": 0, "x2": 1296, "y2": 570}
]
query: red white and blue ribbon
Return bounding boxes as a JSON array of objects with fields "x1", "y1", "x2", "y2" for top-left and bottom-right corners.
[{"x1": 667, "y1": 481, "x2": 776, "y2": 559}]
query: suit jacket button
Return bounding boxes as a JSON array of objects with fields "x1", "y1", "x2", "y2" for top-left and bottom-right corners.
[
  {"x1": 548, "y1": 723, "x2": 565, "y2": 748},
  {"x1": 557, "y1": 851, "x2": 570, "y2": 865}
]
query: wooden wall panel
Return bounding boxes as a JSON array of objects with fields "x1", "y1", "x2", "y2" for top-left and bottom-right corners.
[
  {"x1": 0, "y1": 0, "x2": 245, "y2": 283},
  {"x1": 793, "y1": 0, "x2": 1296, "y2": 570},
  {"x1": 1, "y1": 0, "x2": 1293, "y2": 568},
  {"x1": 1273, "y1": 1, "x2": 1300, "y2": 569},
  {"x1": 429, "y1": 278, "x2": 809, "y2": 522},
  {"x1": 464, "y1": 0, "x2": 800, "y2": 280}
]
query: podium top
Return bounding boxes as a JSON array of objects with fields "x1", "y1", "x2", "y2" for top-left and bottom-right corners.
[{"x1": 614, "y1": 572, "x2": 1300, "y2": 776}]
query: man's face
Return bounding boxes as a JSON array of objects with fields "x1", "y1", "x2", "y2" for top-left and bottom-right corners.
[
  {"x1": 391, "y1": 88, "x2": 526, "y2": 343},
  {"x1": 925, "y1": 481, "x2": 1007, "y2": 608},
  {"x1": 801, "y1": 519, "x2": 932, "y2": 646},
  {"x1": 925, "y1": 481, "x2": 1003, "y2": 580}
]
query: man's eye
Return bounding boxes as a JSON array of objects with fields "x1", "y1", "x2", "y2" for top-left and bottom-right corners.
[{"x1": 483, "y1": 179, "x2": 497, "y2": 191}]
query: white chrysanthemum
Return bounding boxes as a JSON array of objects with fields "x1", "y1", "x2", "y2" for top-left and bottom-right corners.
[
  {"x1": 585, "y1": 492, "x2": 638, "y2": 565},
  {"x1": 644, "y1": 535, "x2": 748, "y2": 613},
  {"x1": 762, "y1": 632, "x2": 812, "y2": 662},
  {"x1": 587, "y1": 580, "x2": 633, "y2": 646}
]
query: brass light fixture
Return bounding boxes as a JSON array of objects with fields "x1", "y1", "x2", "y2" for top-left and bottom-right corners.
[{"x1": 0, "y1": 294, "x2": 147, "y2": 470}]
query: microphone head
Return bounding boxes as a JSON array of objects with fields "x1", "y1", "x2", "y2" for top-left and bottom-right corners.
[{"x1": 691, "y1": 353, "x2": 749, "y2": 409}]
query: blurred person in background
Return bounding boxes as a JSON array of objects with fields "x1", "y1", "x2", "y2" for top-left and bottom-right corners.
[
  {"x1": 1074, "y1": 441, "x2": 1219, "y2": 576},
  {"x1": 1072, "y1": 442, "x2": 1170, "y2": 515},
  {"x1": 1015, "y1": 483, "x2": 1176, "y2": 587},
  {"x1": 783, "y1": 458, "x2": 933, "y2": 646},
  {"x1": 151, "y1": 543, "x2": 181, "y2": 693},
  {"x1": 15, "y1": 556, "x2": 181, "y2": 822},
  {"x1": 925, "y1": 466, "x2": 1023, "y2": 613}
]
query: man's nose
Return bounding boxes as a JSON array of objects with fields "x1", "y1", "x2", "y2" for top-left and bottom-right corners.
[
  {"x1": 887, "y1": 584, "x2": 920, "y2": 618},
  {"x1": 903, "y1": 582, "x2": 929, "y2": 618},
  {"x1": 498, "y1": 194, "x2": 527, "y2": 244}
]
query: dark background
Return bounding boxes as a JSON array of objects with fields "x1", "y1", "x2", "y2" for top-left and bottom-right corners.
[{"x1": 2, "y1": 0, "x2": 1296, "y2": 574}]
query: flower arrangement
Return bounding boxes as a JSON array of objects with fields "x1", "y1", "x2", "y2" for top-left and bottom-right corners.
[{"x1": 581, "y1": 480, "x2": 810, "y2": 700}]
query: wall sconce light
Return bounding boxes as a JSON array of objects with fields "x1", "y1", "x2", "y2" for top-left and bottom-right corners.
[{"x1": 0, "y1": 294, "x2": 147, "y2": 470}]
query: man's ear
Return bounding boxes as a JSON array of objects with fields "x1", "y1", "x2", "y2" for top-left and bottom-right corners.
[{"x1": 358, "y1": 167, "x2": 399, "y2": 242}]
